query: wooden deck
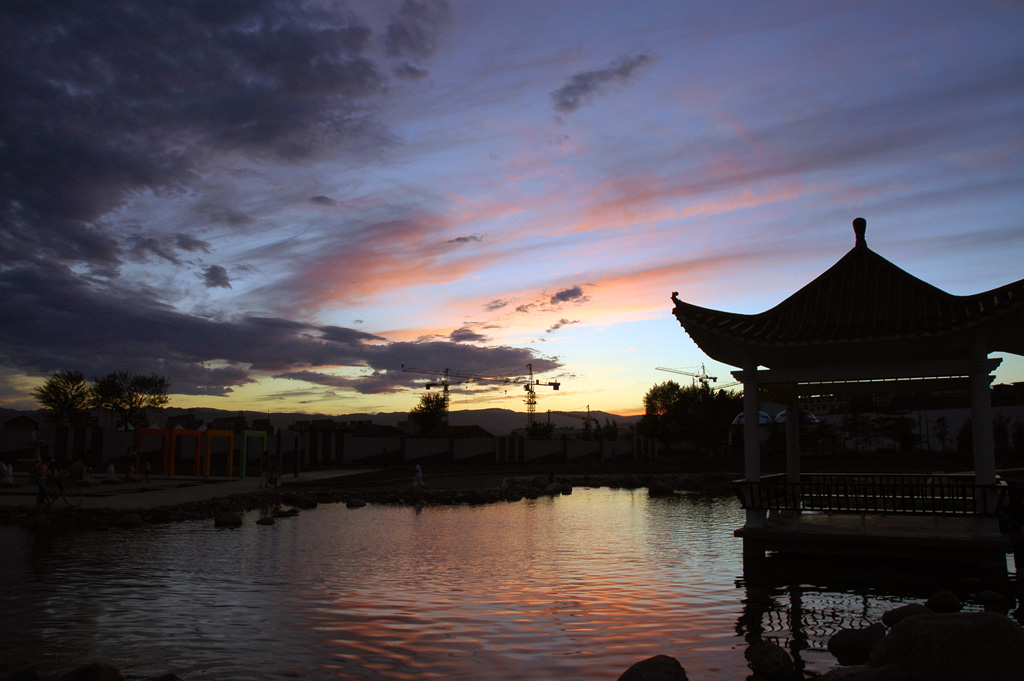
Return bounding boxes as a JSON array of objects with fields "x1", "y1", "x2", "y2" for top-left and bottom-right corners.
[{"x1": 736, "y1": 511, "x2": 1014, "y2": 569}]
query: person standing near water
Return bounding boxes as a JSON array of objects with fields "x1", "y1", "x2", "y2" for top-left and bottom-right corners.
[
  {"x1": 259, "y1": 455, "x2": 270, "y2": 488},
  {"x1": 34, "y1": 459, "x2": 47, "y2": 504},
  {"x1": 413, "y1": 464, "x2": 424, "y2": 488}
]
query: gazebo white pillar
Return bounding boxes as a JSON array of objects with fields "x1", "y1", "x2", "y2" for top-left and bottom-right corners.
[
  {"x1": 970, "y1": 344, "x2": 999, "y2": 536},
  {"x1": 970, "y1": 358, "x2": 996, "y2": 486},
  {"x1": 742, "y1": 353, "x2": 765, "y2": 528},
  {"x1": 785, "y1": 392, "x2": 801, "y2": 482}
]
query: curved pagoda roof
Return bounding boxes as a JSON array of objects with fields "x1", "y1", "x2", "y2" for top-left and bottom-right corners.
[{"x1": 671, "y1": 218, "x2": 1024, "y2": 369}]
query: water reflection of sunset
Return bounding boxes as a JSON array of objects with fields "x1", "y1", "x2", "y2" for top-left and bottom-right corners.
[
  {"x1": 290, "y1": 490, "x2": 747, "y2": 680},
  {"x1": 3, "y1": 489, "x2": 997, "y2": 680}
]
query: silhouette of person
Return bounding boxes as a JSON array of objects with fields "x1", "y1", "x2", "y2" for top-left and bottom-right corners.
[
  {"x1": 259, "y1": 455, "x2": 270, "y2": 488},
  {"x1": 34, "y1": 459, "x2": 47, "y2": 504}
]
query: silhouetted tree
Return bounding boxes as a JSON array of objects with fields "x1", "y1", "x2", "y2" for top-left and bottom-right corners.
[
  {"x1": 639, "y1": 380, "x2": 742, "y2": 453},
  {"x1": 879, "y1": 413, "x2": 917, "y2": 452},
  {"x1": 934, "y1": 416, "x2": 950, "y2": 452},
  {"x1": 92, "y1": 371, "x2": 170, "y2": 431},
  {"x1": 994, "y1": 414, "x2": 1012, "y2": 457},
  {"x1": 1011, "y1": 419, "x2": 1024, "y2": 458},
  {"x1": 638, "y1": 381, "x2": 684, "y2": 447},
  {"x1": 956, "y1": 418, "x2": 973, "y2": 454},
  {"x1": 31, "y1": 370, "x2": 91, "y2": 426},
  {"x1": 410, "y1": 392, "x2": 447, "y2": 435},
  {"x1": 526, "y1": 420, "x2": 555, "y2": 440}
]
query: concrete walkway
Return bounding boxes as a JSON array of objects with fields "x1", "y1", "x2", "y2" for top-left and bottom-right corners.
[{"x1": 0, "y1": 469, "x2": 370, "y2": 510}]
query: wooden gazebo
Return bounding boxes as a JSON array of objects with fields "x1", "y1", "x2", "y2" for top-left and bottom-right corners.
[{"x1": 672, "y1": 218, "x2": 1023, "y2": 562}]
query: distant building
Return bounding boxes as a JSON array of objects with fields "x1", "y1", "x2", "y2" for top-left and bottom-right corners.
[
  {"x1": 4, "y1": 415, "x2": 39, "y2": 431},
  {"x1": 250, "y1": 418, "x2": 274, "y2": 434},
  {"x1": 210, "y1": 414, "x2": 248, "y2": 432},
  {"x1": 165, "y1": 412, "x2": 204, "y2": 430}
]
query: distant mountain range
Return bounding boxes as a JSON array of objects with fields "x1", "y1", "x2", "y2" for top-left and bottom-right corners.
[{"x1": 1, "y1": 406, "x2": 643, "y2": 437}]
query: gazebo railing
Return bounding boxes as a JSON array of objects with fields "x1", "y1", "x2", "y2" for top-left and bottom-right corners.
[{"x1": 733, "y1": 473, "x2": 1007, "y2": 517}]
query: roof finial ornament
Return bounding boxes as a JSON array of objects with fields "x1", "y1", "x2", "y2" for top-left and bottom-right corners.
[{"x1": 853, "y1": 217, "x2": 867, "y2": 247}]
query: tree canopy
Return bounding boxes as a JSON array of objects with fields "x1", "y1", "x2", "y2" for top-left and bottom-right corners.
[
  {"x1": 31, "y1": 370, "x2": 92, "y2": 426},
  {"x1": 409, "y1": 392, "x2": 447, "y2": 435},
  {"x1": 92, "y1": 371, "x2": 171, "y2": 430},
  {"x1": 638, "y1": 380, "x2": 742, "y2": 453}
]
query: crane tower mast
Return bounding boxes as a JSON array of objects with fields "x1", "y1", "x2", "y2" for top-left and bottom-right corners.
[{"x1": 402, "y1": 363, "x2": 560, "y2": 427}]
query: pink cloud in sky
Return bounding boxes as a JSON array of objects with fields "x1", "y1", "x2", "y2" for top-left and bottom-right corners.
[{"x1": 2, "y1": 0, "x2": 1022, "y2": 414}]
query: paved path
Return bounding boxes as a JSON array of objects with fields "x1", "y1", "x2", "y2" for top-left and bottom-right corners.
[{"x1": 0, "y1": 469, "x2": 370, "y2": 511}]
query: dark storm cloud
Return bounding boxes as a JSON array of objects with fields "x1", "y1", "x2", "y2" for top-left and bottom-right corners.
[
  {"x1": 198, "y1": 206, "x2": 254, "y2": 228},
  {"x1": 310, "y1": 195, "x2": 338, "y2": 206},
  {"x1": 273, "y1": 370, "x2": 386, "y2": 395},
  {"x1": 317, "y1": 325, "x2": 386, "y2": 346},
  {"x1": 0, "y1": 0, "x2": 452, "y2": 271},
  {"x1": 450, "y1": 327, "x2": 486, "y2": 343},
  {"x1": 0, "y1": 0, "x2": 467, "y2": 400},
  {"x1": 129, "y1": 234, "x2": 185, "y2": 264},
  {"x1": 275, "y1": 339, "x2": 561, "y2": 394},
  {"x1": 202, "y1": 265, "x2": 232, "y2": 289},
  {"x1": 384, "y1": 0, "x2": 452, "y2": 59},
  {"x1": 174, "y1": 234, "x2": 211, "y2": 253},
  {"x1": 372, "y1": 342, "x2": 560, "y2": 380},
  {"x1": 551, "y1": 53, "x2": 654, "y2": 114},
  {"x1": 549, "y1": 285, "x2": 586, "y2": 305},
  {"x1": 445, "y1": 235, "x2": 483, "y2": 244},
  {"x1": 123, "y1": 230, "x2": 211, "y2": 265},
  {"x1": 394, "y1": 62, "x2": 430, "y2": 80},
  {"x1": 0, "y1": 263, "x2": 557, "y2": 397},
  {"x1": 546, "y1": 319, "x2": 579, "y2": 333}
]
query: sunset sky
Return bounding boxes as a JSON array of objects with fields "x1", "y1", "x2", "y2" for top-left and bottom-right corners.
[{"x1": 2, "y1": 0, "x2": 1023, "y2": 418}]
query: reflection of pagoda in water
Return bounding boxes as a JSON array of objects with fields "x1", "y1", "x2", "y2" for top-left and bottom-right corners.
[
  {"x1": 735, "y1": 556, "x2": 1002, "y2": 675},
  {"x1": 672, "y1": 218, "x2": 1024, "y2": 567}
]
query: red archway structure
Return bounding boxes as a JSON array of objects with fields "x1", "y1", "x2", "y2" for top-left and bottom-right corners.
[
  {"x1": 203, "y1": 429, "x2": 234, "y2": 476},
  {"x1": 671, "y1": 218, "x2": 1023, "y2": 561}
]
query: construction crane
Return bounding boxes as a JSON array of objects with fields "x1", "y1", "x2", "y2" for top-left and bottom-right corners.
[
  {"x1": 517, "y1": 363, "x2": 560, "y2": 427},
  {"x1": 401, "y1": 365, "x2": 503, "y2": 424},
  {"x1": 547, "y1": 405, "x2": 595, "y2": 429},
  {"x1": 656, "y1": 364, "x2": 717, "y2": 387},
  {"x1": 403, "y1": 363, "x2": 561, "y2": 427},
  {"x1": 655, "y1": 365, "x2": 741, "y2": 391}
]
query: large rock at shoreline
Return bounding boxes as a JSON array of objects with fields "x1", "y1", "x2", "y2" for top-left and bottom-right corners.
[
  {"x1": 647, "y1": 481, "x2": 675, "y2": 497},
  {"x1": 881, "y1": 603, "x2": 931, "y2": 628},
  {"x1": 828, "y1": 623, "x2": 886, "y2": 665},
  {"x1": 870, "y1": 611, "x2": 1024, "y2": 680},
  {"x1": 976, "y1": 590, "x2": 1013, "y2": 613},
  {"x1": 744, "y1": 641, "x2": 795, "y2": 680},
  {"x1": 213, "y1": 512, "x2": 242, "y2": 528},
  {"x1": 617, "y1": 655, "x2": 688, "y2": 681},
  {"x1": 542, "y1": 482, "x2": 563, "y2": 496},
  {"x1": 924, "y1": 590, "x2": 961, "y2": 613}
]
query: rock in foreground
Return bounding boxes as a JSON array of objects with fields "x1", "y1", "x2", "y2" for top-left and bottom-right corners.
[{"x1": 617, "y1": 655, "x2": 688, "y2": 681}]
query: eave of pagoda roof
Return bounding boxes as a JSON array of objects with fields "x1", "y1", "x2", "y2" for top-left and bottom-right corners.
[{"x1": 671, "y1": 218, "x2": 1024, "y2": 369}]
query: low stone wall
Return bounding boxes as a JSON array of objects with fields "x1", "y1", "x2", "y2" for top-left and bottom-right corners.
[{"x1": 0, "y1": 472, "x2": 735, "y2": 532}]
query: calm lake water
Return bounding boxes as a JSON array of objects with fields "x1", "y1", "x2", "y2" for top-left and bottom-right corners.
[{"x1": 0, "y1": 488, "x2": 1017, "y2": 680}]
